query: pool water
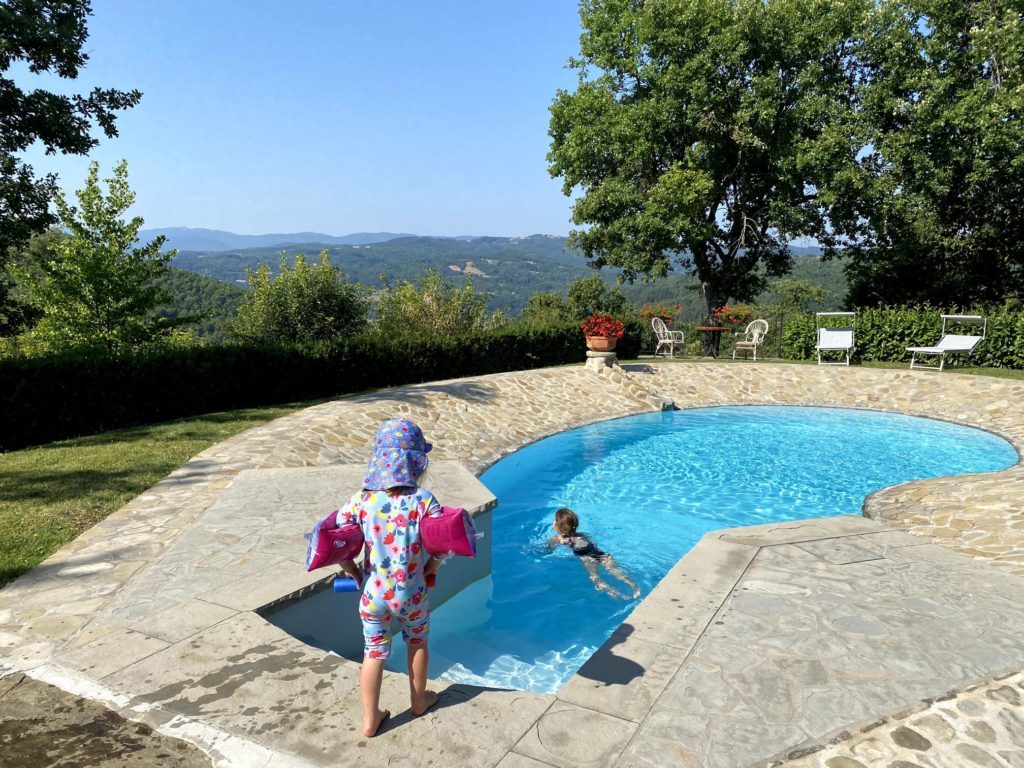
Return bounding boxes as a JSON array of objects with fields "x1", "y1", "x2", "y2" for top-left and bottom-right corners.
[{"x1": 386, "y1": 406, "x2": 1017, "y2": 693}]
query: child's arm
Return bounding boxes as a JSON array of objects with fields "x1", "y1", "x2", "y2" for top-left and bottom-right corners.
[
  {"x1": 339, "y1": 558, "x2": 362, "y2": 586},
  {"x1": 424, "y1": 555, "x2": 442, "y2": 577},
  {"x1": 545, "y1": 535, "x2": 562, "y2": 552}
]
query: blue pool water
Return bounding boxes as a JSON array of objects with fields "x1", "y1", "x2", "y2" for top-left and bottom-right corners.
[{"x1": 387, "y1": 406, "x2": 1017, "y2": 693}]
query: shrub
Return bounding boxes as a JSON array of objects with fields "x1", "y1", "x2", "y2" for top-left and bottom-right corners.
[
  {"x1": 781, "y1": 306, "x2": 1024, "y2": 369},
  {"x1": 0, "y1": 320, "x2": 642, "y2": 451}
]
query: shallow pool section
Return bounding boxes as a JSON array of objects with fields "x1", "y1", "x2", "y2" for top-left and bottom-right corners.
[{"x1": 388, "y1": 406, "x2": 1016, "y2": 693}]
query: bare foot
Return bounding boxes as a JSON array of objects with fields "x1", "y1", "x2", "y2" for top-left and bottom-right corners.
[
  {"x1": 411, "y1": 690, "x2": 439, "y2": 717},
  {"x1": 362, "y1": 709, "x2": 390, "y2": 737}
]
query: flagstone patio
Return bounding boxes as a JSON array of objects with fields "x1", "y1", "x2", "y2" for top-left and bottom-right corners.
[{"x1": 1, "y1": 361, "x2": 1023, "y2": 767}]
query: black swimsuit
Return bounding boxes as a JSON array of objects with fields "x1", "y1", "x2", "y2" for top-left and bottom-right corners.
[{"x1": 563, "y1": 533, "x2": 610, "y2": 562}]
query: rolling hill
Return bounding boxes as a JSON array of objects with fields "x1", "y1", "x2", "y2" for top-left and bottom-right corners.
[{"x1": 161, "y1": 230, "x2": 847, "y2": 318}]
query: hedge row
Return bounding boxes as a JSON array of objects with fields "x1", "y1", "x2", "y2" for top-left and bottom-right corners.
[
  {"x1": 782, "y1": 307, "x2": 1024, "y2": 368},
  {"x1": 1, "y1": 322, "x2": 644, "y2": 452}
]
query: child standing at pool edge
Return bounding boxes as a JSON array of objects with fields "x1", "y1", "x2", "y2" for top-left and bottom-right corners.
[
  {"x1": 548, "y1": 507, "x2": 641, "y2": 600},
  {"x1": 337, "y1": 418, "x2": 444, "y2": 737}
]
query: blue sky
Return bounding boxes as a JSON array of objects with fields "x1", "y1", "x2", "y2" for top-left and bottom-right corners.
[{"x1": 18, "y1": 1, "x2": 583, "y2": 237}]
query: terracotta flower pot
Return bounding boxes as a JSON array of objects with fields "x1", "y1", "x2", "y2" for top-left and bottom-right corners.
[{"x1": 585, "y1": 336, "x2": 618, "y2": 352}]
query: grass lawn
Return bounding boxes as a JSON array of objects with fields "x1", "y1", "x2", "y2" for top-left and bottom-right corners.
[{"x1": 0, "y1": 400, "x2": 323, "y2": 588}]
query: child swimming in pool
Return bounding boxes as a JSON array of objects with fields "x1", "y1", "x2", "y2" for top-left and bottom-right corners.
[{"x1": 547, "y1": 507, "x2": 641, "y2": 600}]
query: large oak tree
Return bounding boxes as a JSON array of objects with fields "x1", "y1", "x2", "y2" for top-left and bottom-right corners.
[{"x1": 548, "y1": 0, "x2": 864, "y2": 318}]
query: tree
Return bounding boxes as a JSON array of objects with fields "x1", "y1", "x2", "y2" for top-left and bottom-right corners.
[
  {"x1": 1, "y1": 226, "x2": 65, "y2": 336},
  {"x1": 374, "y1": 269, "x2": 505, "y2": 337},
  {"x1": 230, "y1": 251, "x2": 369, "y2": 344},
  {"x1": 764, "y1": 278, "x2": 832, "y2": 313},
  {"x1": 12, "y1": 160, "x2": 175, "y2": 353},
  {"x1": 520, "y1": 291, "x2": 567, "y2": 326},
  {"x1": 840, "y1": 0, "x2": 1024, "y2": 307},
  {"x1": 0, "y1": 0, "x2": 141, "y2": 255},
  {"x1": 548, "y1": 0, "x2": 864, "y2": 319},
  {"x1": 565, "y1": 273, "x2": 630, "y2": 321}
]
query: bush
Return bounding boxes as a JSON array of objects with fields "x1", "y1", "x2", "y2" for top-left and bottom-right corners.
[
  {"x1": 781, "y1": 306, "x2": 1024, "y2": 369},
  {"x1": 0, "y1": 321, "x2": 645, "y2": 451}
]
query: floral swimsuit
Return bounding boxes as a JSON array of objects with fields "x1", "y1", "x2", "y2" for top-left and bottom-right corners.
[{"x1": 339, "y1": 486, "x2": 441, "y2": 660}]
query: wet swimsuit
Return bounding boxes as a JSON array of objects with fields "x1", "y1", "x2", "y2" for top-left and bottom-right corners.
[{"x1": 562, "y1": 533, "x2": 611, "y2": 563}]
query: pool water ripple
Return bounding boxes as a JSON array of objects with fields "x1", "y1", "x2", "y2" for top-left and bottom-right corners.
[{"x1": 387, "y1": 406, "x2": 1016, "y2": 693}]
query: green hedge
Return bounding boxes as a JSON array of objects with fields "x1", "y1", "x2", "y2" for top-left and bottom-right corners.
[
  {"x1": 782, "y1": 307, "x2": 1024, "y2": 368},
  {"x1": 0, "y1": 321, "x2": 644, "y2": 452}
]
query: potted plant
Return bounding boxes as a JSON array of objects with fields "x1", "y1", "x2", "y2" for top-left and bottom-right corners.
[
  {"x1": 711, "y1": 304, "x2": 754, "y2": 328},
  {"x1": 580, "y1": 312, "x2": 625, "y2": 351},
  {"x1": 638, "y1": 303, "x2": 684, "y2": 327}
]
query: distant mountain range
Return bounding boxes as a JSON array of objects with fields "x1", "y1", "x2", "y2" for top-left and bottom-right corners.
[
  {"x1": 138, "y1": 227, "x2": 416, "y2": 253},
  {"x1": 149, "y1": 227, "x2": 843, "y2": 318}
]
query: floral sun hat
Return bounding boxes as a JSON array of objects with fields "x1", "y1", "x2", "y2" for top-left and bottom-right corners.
[{"x1": 363, "y1": 418, "x2": 433, "y2": 490}]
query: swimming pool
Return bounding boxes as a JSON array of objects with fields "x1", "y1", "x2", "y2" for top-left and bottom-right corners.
[{"x1": 387, "y1": 406, "x2": 1017, "y2": 693}]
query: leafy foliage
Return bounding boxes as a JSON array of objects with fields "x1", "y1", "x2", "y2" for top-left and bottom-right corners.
[
  {"x1": 10, "y1": 161, "x2": 175, "y2": 354},
  {"x1": 156, "y1": 268, "x2": 245, "y2": 341},
  {"x1": 229, "y1": 251, "x2": 368, "y2": 344},
  {"x1": 565, "y1": 273, "x2": 630, "y2": 321},
  {"x1": 373, "y1": 268, "x2": 505, "y2": 337},
  {"x1": 0, "y1": 227, "x2": 65, "y2": 337},
  {"x1": 548, "y1": 0, "x2": 864, "y2": 316},
  {"x1": 840, "y1": 0, "x2": 1024, "y2": 307},
  {"x1": 0, "y1": 323, "x2": 642, "y2": 451},
  {"x1": 782, "y1": 306, "x2": 1024, "y2": 369},
  {"x1": 0, "y1": 0, "x2": 141, "y2": 254},
  {"x1": 520, "y1": 291, "x2": 567, "y2": 326},
  {"x1": 172, "y1": 235, "x2": 596, "y2": 316}
]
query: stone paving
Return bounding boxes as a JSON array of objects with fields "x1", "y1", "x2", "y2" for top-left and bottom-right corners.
[
  {"x1": 1, "y1": 360, "x2": 1023, "y2": 767},
  {"x1": 779, "y1": 672, "x2": 1024, "y2": 768}
]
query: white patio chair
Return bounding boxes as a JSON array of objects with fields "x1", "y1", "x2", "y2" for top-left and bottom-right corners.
[
  {"x1": 815, "y1": 312, "x2": 855, "y2": 366},
  {"x1": 732, "y1": 319, "x2": 768, "y2": 361},
  {"x1": 651, "y1": 317, "x2": 685, "y2": 358},
  {"x1": 906, "y1": 314, "x2": 986, "y2": 372}
]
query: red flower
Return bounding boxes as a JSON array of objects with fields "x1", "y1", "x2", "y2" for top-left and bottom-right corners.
[{"x1": 579, "y1": 312, "x2": 625, "y2": 339}]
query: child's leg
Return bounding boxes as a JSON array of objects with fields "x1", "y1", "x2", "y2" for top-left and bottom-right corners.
[
  {"x1": 400, "y1": 598, "x2": 438, "y2": 716},
  {"x1": 360, "y1": 609, "x2": 392, "y2": 737},
  {"x1": 583, "y1": 558, "x2": 625, "y2": 599},
  {"x1": 359, "y1": 657, "x2": 389, "y2": 736},
  {"x1": 603, "y1": 557, "x2": 641, "y2": 598},
  {"x1": 407, "y1": 639, "x2": 438, "y2": 715}
]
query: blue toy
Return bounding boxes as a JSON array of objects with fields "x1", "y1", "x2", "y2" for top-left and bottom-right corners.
[{"x1": 333, "y1": 577, "x2": 360, "y2": 592}]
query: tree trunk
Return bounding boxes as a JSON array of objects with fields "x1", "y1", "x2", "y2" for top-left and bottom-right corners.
[{"x1": 701, "y1": 283, "x2": 724, "y2": 357}]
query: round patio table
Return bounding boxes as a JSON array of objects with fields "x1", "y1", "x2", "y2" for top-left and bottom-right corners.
[{"x1": 694, "y1": 326, "x2": 727, "y2": 358}]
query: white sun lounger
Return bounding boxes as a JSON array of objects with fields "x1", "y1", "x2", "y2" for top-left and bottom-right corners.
[
  {"x1": 815, "y1": 312, "x2": 855, "y2": 366},
  {"x1": 906, "y1": 314, "x2": 986, "y2": 371}
]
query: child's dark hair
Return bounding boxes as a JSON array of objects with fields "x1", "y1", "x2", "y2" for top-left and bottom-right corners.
[{"x1": 554, "y1": 507, "x2": 579, "y2": 535}]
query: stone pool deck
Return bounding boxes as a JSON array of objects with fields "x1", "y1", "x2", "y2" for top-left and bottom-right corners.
[{"x1": 2, "y1": 361, "x2": 1024, "y2": 767}]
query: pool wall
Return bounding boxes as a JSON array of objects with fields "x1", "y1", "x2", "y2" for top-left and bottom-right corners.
[{"x1": 261, "y1": 466, "x2": 496, "y2": 659}]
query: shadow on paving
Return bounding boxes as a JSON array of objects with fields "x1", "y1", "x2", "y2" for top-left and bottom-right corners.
[
  {"x1": 355, "y1": 380, "x2": 498, "y2": 406},
  {"x1": 0, "y1": 673, "x2": 211, "y2": 768}
]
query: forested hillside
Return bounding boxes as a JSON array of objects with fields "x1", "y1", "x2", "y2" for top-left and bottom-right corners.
[
  {"x1": 156, "y1": 268, "x2": 245, "y2": 340},
  {"x1": 171, "y1": 236, "x2": 845, "y2": 316},
  {"x1": 171, "y1": 235, "x2": 592, "y2": 314},
  {"x1": 621, "y1": 251, "x2": 848, "y2": 319}
]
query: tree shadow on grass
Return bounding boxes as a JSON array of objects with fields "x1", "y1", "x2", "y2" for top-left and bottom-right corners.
[{"x1": 0, "y1": 466, "x2": 172, "y2": 507}]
